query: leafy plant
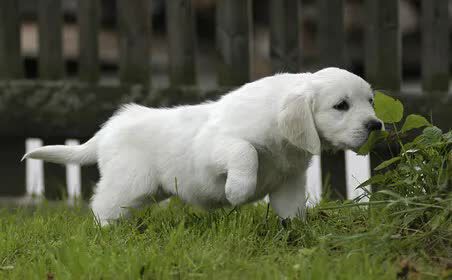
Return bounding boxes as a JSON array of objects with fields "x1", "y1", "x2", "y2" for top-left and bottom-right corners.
[
  {"x1": 354, "y1": 91, "x2": 451, "y2": 260},
  {"x1": 358, "y1": 91, "x2": 451, "y2": 194}
]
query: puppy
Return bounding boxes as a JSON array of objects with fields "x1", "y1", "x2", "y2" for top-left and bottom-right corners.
[{"x1": 23, "y1": 68, "x2": 382, "y2": 226}]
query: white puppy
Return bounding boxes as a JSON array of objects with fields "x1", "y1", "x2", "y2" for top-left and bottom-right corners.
[{"x1": 24, "y1": 68, "x2": 382, "y2": 226}]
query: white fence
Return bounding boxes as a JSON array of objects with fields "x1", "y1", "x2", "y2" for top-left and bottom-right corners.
[{"x1": 21, "y1": 138, "x2": 372, "y2": 205}]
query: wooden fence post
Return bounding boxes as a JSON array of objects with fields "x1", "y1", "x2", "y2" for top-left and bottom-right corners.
[
  {"x1": 269, "y1": 0, "x2": 301, "y2": 73},
  {"x1": 117, "y1": 0, "x2": 152, "y2": 87},
  {"x1": 38, "y1": 0, "x2": 64, "y2": 80},
  {"x1": 317, "y1": 0, "x2": 345, "y2": 68},
  {"x1": 0, "y1": 0, "x2": 22, "y2": 79},
  {"x1": 166, "y1": 0, "x2": 197, "y2": 86},
  {"x1": 65, "y1": 139, "x2": 81, "y2": 200},
  {"x1": 364, "y1": 0, "x2": 401, "y2": 91},
  {"x1": 25, "y1": 139, "x2": 44, "y2": 197},
  {"x1": 421, "y1": 0, "x2": 449, "y2": 93},
  {"x1": 216, "y1": 0, "x2": 253, "y2": 86},
  {"x1": 78, "y1": 0, "x2": 100, "y2": 83},
  {"x1": 345, "y1": 151, "x2": 371, "y2": 201},
  {"x1": 306, "y1": 155, "x2": 322, "y2": 206}
]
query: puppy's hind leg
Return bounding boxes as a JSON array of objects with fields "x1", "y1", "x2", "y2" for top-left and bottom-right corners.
[
  {"x1": 269, "y1": 172, "x2": 307, "y2": 220},
  {"x1": 90, "y1": 167, "x2": 164, "y2": 226}
]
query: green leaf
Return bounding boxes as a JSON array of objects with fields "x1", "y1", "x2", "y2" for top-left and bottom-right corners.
[
  {"x1": 401, "y1": 114, "x2": 430, "y2": 133},
  {"x1": 374, "y1": 91, "x2": 404, "y2": 123},
  {"x1": 443, "y1": 131, "x2": 452, "y2": 143},
  {"x1": 421, "y1": 126, "x2": 443, "y2": 144},
  {"x1": 357, "y1": 174, "x2": 386, "y2": 188},
  {"x1": 376, "y1": 189, "x2": 403, "y2": 199},
  {"x1": 429, "y1": 214, "x2": 445, "y2": 231},
  {"x1": 357, "y1": 130, "x2": 389, "y2": 155},
  {"x1": 374, "y1": 156, "x2": 401, "y2": 171}
]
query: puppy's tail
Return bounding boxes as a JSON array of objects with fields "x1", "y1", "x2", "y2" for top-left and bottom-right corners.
[{"x1": 21, "y1": 135, "x2": 98, "y2": 165}]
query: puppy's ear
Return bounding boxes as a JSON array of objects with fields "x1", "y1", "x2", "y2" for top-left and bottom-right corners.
[{"x1": 278, "y1": 93, "x2": 321, "y2": 155}]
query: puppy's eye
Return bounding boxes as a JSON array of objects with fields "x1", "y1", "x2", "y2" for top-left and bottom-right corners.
[
  {"x1": 369, "y1": 99, "x2": 374, "y2": 105},
  {"x1": 333, "y1": 101, "x2": 349, "y2": 111}
]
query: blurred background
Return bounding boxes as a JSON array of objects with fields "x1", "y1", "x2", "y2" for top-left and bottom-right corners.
[{"x1": 14, "y1": 0, "x2": 452, "y2": 85}]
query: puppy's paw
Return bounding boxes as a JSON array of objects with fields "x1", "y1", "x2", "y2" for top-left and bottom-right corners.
[
  {"x1": 279, "y1": 217, "x2": 292, "y2": 229},
  {"x1": 225, "y1": 188, "x2": 249, "y2": 206},
  {"x1": 225, "y1": 176, "x2": 256, "y2": 206}
]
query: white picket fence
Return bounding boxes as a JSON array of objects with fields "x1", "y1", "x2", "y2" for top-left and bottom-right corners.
[{"x1": 22, "y1": 138, "x2": 372, "y2": 205}]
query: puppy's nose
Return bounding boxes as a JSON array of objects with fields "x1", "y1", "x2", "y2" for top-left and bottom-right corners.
[{"x1": 366, "y1": 120, "x2": 383, "y2": 132}]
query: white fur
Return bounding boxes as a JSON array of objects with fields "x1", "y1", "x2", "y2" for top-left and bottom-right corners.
[{"x1": 23, "y1": 68, "x2": 381, "y2": 226}]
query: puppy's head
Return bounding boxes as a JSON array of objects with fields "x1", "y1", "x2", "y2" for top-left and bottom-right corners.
[{"x1": 278, "y1": 68, "x2": 383, "y2": 155}]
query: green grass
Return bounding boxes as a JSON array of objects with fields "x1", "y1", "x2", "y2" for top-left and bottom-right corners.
[{"x1": 1, "y1": 198, "x2": 450, "y2": 279}]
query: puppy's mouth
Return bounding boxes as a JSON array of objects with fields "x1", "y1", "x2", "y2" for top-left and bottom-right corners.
[
  {"x1": 320, "y1": 130, "x2": 369, "y2": 152},
  {"x1": 350, "y1": 131, "x2": 372, "y2": 151},
  {"x1": 342, "y1": 131, "x2": 369, "y2": 152},
  {"x1": 320, "y1": 138, "x2": 350, "y2": 152}
]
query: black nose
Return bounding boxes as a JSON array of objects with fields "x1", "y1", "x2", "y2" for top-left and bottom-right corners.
[{"x1": 366, "y1": 120, "x2": 382, "y2": 132}]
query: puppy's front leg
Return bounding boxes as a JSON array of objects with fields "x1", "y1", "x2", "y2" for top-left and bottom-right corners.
[
  {"x1": 217, "y1": 139, "x2": 258, "y2": 206},
  {"x1": 269, "y1": 173, "x2": 307, "y2": 220}
]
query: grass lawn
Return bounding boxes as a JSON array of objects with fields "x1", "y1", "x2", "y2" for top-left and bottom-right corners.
[{"x1": 1, "y1": 198, "x2": 450, "y2": 279}]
